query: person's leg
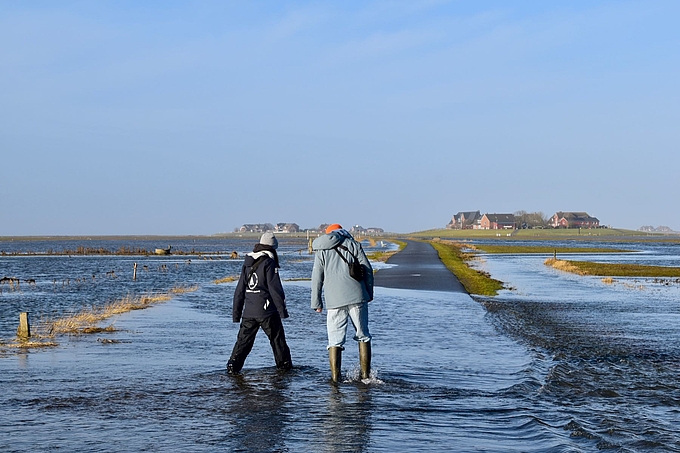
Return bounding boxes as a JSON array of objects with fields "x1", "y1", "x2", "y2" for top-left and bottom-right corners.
[
  {"x1": 348, "y1": 303, "x2": 371, "y2": 343},
  {"x1": 326, "y1": 307, "x2": 350, "y2": 349},
  {"x1": 348, "y1": 303, "x2": 372, "y2": 379},
  {"x1": 227, "y1": 318, "x2": 260, "y2": 373},
  {"x1": 261, "y1": 314, "x2": 292, "y2": 370},
  {"x1": 326, "y1": 307, "x2": 350, "y2": 382}
]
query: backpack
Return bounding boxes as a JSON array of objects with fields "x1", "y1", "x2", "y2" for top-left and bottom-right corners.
[{"x1": 334, "y1": 244, "x2": 364, "y2": 281}]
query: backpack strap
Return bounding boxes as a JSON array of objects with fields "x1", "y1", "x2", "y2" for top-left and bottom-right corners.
[
  {"x1": 333, "y1": 244, "x2": 356, "y2": 264},
  {"x1": 246, "y1": 255, "x2": 268, "y2": 283}
]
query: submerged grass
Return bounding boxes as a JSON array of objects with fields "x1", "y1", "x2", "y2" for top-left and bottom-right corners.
[
  {"x1": 428, "y1": 240, "x2": 504, "y2": 296},
  {"x1": 41, "y1": 285, "x2": 198, "y2": 337},
  {"x1": 0, "y1": 285, "x2": 199, "y2": 350},
  {"x1": 214, "y1": 275, "x2": 239, "y2": 284},
  {"x1": 545, "y1": 258, "x2": 680, "y2": 277}
]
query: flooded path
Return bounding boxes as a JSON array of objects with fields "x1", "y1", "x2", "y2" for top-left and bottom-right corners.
[{"x1": 2, "y1": 237, "x2": 680, "y2": 451}]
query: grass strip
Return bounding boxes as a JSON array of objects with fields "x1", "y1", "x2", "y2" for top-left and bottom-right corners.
[
  {"x1": 545, "y1": 258, "x2": 680, "y2": 277},
  {"x1": 429, "y1": 240, "x2": 504, "y2": 296},
  {"x1": 367, "y1": 239, "x2": 407, "y2": 262},
  {"x1": 476, "y1": 245, "x2": 631, "y2": 254}
]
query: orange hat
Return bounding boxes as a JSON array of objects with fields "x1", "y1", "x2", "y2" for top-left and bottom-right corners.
[{"x1": 325, "y1": 223, "x2": 342, "y2": 234}]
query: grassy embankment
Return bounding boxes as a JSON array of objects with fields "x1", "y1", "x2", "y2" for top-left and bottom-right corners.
[
  {"x1": 428, "y1": 240, "x2": 504, "y2": 296},
  {"x1": 471, "y1": 243, "x2": 680, "y2": 280},
  {"x1": 544, "y1": 258, "x2": 680, "y2": 278},
  {"x1": 1, "y1": 285, "x2": 198, "y2": 350}
]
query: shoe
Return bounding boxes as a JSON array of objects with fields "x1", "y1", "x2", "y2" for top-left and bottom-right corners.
[
  {"x1": 227, "y1": 359, "x2": 240, "y2": 375},
  {"x1": 277, "y1": 361, "x2": 292, "y2": 371}
]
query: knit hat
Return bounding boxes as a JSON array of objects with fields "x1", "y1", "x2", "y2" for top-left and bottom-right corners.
[
  {"x1": 259, "y1": 232, "x2": 278, "y2": 249},
  {"x1": 325, "y1": 223, "x2": 342, "y2": 234}
]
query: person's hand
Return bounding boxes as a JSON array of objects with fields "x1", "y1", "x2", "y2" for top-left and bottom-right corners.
[{"x1": 315, "y1": 308, "x2": 322, "y2": 313}]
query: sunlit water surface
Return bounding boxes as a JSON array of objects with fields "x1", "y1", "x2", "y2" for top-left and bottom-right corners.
[{"x1": 2, "y1": 238, "x2": 680, "y2": 452}]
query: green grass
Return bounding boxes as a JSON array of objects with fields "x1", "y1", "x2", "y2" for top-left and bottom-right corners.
[
  {"x1": 428, "y1": 240, "x2": 504, "y2": 296},
  {"x1": 475, "y1": 245, "x2": 631, "y2": 254},
  {"x1": 545, "y1": 258, "x2": 680, "y2": 277}
]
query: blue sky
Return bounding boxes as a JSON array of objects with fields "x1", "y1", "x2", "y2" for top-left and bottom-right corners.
[{"x1": 1, "y1": 1, "x2": 678, "y2": 235}]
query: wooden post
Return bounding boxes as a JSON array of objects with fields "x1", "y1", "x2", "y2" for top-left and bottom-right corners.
[
  {"x1": 17, "y1": 312, "x2": 30, "y2": 340},
  {"x1": 133, "y1": 262, "x2": 138, "y2": 281},
  {"x1": 308, "y1": 238, "x2": 313, "y2": 254},
  {"x1": 554, "y1": 249, "x2": 557, "y2": 259}
]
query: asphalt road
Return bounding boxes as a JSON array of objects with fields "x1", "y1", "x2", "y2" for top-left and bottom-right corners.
[{"x1": 373, "y1": 240, "x2": 466, "y2": 293}]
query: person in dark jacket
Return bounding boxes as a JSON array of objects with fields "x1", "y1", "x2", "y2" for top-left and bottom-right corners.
[{"x1": 227, "y1": 232, "x2": 292, "y2": 374}]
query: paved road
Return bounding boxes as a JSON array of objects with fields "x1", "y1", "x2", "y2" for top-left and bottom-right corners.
[{"x1": 373, "y1": 240, "x2": 466, "y2": 293}]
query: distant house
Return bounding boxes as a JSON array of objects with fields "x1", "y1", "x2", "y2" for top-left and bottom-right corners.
[
  {"x1": 550, "y1": 212, "x2": 600, "y2": 229},
  {"x1": 447, "y1": 211, "x2": 482, "y2": 230},
  {"x1": 239, "y1": 223, "x2": 274, "y2": 233},
  {"x1": 480, "y1": 213, "x2": 516, "y2": 230},
  {"x1": 275, "y1": 223, "x2": 300, "y2": 233}
]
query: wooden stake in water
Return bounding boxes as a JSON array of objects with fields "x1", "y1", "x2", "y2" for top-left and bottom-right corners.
[
  {"x1": 133, "y1": 262, "x2": 138, "y2": 281},
  {"x1": 17, "y1": 312, "x2": 31, "y2": 340}
]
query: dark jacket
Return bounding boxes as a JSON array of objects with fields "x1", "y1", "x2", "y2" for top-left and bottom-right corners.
[{"x1": 233, "y1": 250, "x2": 288, "y2": 322}]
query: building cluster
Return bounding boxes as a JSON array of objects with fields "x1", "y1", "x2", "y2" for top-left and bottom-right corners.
[
  {"x1": 447, "y1": 211, "x2": 601, "y2": 230},
  {"x1": 238, "y1": 223, "x2": 384, "y2": 235}
]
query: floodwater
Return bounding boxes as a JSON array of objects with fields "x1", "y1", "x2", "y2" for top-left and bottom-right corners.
[{"x1": 2, "y1": 237, "x2": 680, "y2": 452}]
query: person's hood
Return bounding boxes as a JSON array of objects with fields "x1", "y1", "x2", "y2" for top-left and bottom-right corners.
[
  {"x1": 245, "y1": 250, "x2": 274, "y2": 262},
  {"x1": 312, "y1": 229, "x2": 353, "y2": 251}
]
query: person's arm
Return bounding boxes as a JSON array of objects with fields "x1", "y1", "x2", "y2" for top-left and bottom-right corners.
[
  {"x1": 265, "y1": 261, "x2": 288, "y2": 318},
  {"x1": 232, "y1": 265, "x2": 247, "y2": 322},
  {"x1": 311, "y1": 251, "x2": 325, "y2": 312}
]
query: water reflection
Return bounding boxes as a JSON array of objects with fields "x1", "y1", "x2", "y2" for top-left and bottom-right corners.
[
  {"x1": 322, "y1": 385, "x2": 372, "y2": 453},
  {"x1": 227, "y1": 370, "x2": 292, "y2": 452}
]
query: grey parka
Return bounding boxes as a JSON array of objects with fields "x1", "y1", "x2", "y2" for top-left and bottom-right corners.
[{"x1": 311, "y1": 229, "x2": 374, "y2": 311}]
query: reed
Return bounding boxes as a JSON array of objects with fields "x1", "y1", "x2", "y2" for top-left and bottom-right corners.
[
  {"x1": 40, "y1": 285, "x2": 198, "y2": 336},
  {"x1": 214, "y1": 276, "x2": 239, "y2": 284}
]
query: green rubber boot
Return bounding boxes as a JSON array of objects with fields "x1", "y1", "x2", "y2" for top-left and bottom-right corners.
[
  {"x1": 359, "y1": 341, "x2": 371, "y2": 380},
  {"x1": 329, "y1": 347, "x2": 342, "y2": 383}
]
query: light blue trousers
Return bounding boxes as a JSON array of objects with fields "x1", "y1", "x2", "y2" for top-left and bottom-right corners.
[{"x1": 326, "y1": 303, "x2": 371, "y2": 349}]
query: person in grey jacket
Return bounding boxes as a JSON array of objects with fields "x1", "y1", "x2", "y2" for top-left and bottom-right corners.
[
  {"x1": 228, "y1": 232, "x2": 292, "y2": 374},
  {"x1": 311, "y1": 224, "x2": 374, "y2": 382}
]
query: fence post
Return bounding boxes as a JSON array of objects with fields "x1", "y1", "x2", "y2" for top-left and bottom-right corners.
[{"x1": 17, "y1": 312, "x2": 31, "y2": 340}]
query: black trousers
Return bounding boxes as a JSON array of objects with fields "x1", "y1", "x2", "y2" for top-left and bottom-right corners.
[{"x1": 229, "y1": 314, "x2": 292, "y2": 372}]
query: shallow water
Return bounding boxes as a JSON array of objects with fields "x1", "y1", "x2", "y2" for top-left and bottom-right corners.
[{"x1": 2, "y1": 238, "x2": 680, "y2": 451}]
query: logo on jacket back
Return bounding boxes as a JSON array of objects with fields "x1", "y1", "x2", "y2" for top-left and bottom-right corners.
[{"x1": 247, "y1": 272, "x2": 260, "y2": 292}]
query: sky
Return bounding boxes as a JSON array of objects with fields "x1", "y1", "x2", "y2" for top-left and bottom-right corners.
[{"x1": 1, "y1": 1, "x2": 678, "y2": 235}]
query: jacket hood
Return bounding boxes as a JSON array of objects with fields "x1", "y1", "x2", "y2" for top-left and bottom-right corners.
[
  {"x1": 246, "y1": 250, "x2": 274, "y2": 261},
  {"x1": 312, "y1": 229, "x2": 353, "y2": 250}
]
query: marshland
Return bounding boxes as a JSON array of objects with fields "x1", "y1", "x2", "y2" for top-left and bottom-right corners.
[{"x1": 2, "y1": 233, "x2": 680, "y2": 452}]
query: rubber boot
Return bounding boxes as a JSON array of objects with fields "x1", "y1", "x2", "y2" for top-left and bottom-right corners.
[
  {"x1": 329, "y1": 347, "x2": 342, "y2": 383},
  {"x1": 359, "y1": 341, "x2": 371, "y2": 380}
]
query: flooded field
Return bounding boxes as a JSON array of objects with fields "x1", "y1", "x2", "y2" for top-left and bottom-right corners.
[{"x1": 2, "y1": 237, "x2": 680, "y2": 451}]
